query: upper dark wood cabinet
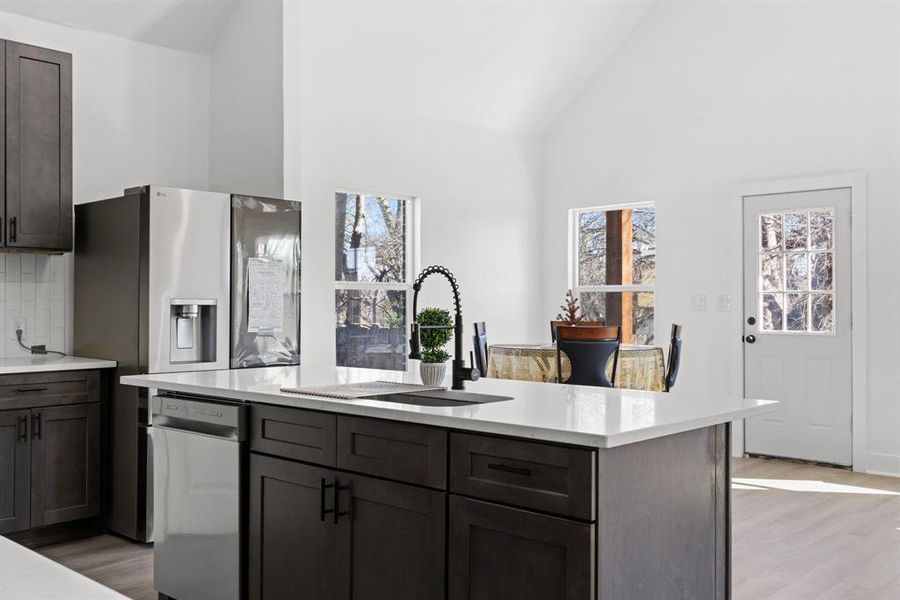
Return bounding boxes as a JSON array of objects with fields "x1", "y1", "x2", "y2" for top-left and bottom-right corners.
[{"x1": 2, "y1": 39, "x2": 73, "y2": 252}]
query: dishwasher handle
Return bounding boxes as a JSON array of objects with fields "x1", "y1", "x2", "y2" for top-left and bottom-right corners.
[{"x1": 151, "y1": 395, "x2": 247, "y2": 441}]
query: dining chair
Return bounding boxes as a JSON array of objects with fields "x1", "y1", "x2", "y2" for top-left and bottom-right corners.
[
  {"x1": 555, "y1": 325, "x2": 621, "y2": 388},
  {"x1": 472, "y1": 322, "x2": 488, "y2": 377},
  {"x1": 550, "y1": 320, "x2": 606, "y2": 342},
  {"x1": 665, "y1": 324, "x2": 683, "y2": 392}
]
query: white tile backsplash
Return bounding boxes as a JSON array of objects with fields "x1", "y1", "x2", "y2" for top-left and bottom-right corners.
[{"x1": 0, "y1": 253, "x2": 71, "y2": 358}]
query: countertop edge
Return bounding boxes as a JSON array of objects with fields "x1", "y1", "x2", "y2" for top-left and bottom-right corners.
[
  {"x1": 0, "y1": 357, "x2": 118, "y2": 375},
  {"x1": 120, "y1": 374, "x2": 777, "y2": 449}
]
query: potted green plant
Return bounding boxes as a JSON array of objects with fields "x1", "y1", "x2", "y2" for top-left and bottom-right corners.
[{"x1": 417, "y1": 307, "x2": 452, "y2": 386}]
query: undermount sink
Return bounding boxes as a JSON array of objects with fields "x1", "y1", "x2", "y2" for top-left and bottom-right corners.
[{"x1": 370, "y1": 389, "x2": 512, "y2": 407}]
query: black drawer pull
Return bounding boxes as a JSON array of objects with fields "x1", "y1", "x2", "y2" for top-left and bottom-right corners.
[
  {"x1": 9, "y1": 217, "x2": 16, "y2": 243},
  {"x1": 16, "y1": 387, "x2": 48, "y2": 393},
  {"x1": 487, "y1": 463, "x2": 532, "y2": 477},
  {"x1": 320, "y1": 478, "x2": 335, "y2": 522}
]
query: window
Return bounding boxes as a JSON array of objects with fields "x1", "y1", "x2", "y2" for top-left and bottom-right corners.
[
  {"x1": 571, "y1": 203, "x2": 656, "y2": 345},
  {"x1": 757, "y1": 209, "x2": 834, "y2": 333},
  {"x1": 335, "y1": 192, "x2": 416, "y2": 370}
]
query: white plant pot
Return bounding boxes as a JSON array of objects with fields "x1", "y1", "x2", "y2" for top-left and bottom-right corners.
[{"x1": 419, "y1": 361, "x2": 448, "y2": 387}]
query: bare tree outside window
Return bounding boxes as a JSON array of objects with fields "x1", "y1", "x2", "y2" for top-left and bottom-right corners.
[
  {"x1": 573, "y1": 204, "x2": 656, "y2": 345},
  {"x1": 335, "y1": 193, "x2": 414, "y2": 370}
]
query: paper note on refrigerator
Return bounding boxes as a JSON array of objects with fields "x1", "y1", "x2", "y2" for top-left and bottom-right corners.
[{"x1": 248, "y1": 257, "x2": 284, "y2": 333}]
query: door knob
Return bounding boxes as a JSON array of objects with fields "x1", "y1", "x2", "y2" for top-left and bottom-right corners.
[{"x1": 744, "y1": 334, "x2": 756, "y2": 344}]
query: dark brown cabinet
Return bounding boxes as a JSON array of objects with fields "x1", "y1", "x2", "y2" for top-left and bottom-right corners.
[
  {"x1": 0, "y1": 409, "x2": 31, "y2": 533},
  {"x1": 1, "y1": 39, "x2": 73, "y2": 252},
  {"x1": 249, "y1": 405, "x2": 601, "y2": 600},
  {"x1": 448, "y1": 496, "x2": 595, "y2": 600},
  {"x1": 0, "y1": 370, "x2": 103, "y2": 536},
  {"x1": 30, "y1": 403, "x2": 101, "y2": 527},
  {"x1": 249, "y1": 453, "x2": 445, "y2": 600},
  {"x1": 336, "y1": 471, "x2": 445, "y2": 600}
]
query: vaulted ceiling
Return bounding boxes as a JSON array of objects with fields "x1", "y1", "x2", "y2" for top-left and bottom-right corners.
[
  {"x1": 0, "y1": 0, "x2": 240, "y2": 55},
  {"x1": 0, "y1": 0, "x2": 654, "y2": 135}
]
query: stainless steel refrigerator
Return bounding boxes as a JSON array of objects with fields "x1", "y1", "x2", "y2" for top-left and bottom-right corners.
[{"x1": 73, "y1": 186, "x2": 301, "y2": 541}]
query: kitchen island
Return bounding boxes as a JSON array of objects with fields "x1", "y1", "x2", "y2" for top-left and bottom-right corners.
[{"x1": 122, "y1": 365, "x2": 776, "y2": 600}]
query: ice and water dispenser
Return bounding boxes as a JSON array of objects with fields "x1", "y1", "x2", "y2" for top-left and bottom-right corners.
[{"x1": 169, "y1": 299, "x2": 218, "y2": 364}]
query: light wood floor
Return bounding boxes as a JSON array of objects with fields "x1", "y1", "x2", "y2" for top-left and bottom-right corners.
[{"x1": 31, "y1": 457, "x2": 900, "y2": 600}]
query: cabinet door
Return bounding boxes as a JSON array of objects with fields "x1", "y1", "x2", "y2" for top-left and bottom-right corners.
[
  {"x1": 336, "y1": 473, "x2": 445, "y2": 600},
  {"x1": 4, "y1": 40, "x2": 73, "y2": 250},
  {"x1": 0, "y1": 409, "x2": 30, "y2": 533},
  {"x1": 249, "y1": 454, "x2": 339, "y2": 600},
  {"x1": 448, "y1": 496, "x2": 595, "y2": 600},
  {"x1": 30, "y1": 403, "x2": 101, "y2": 527}
]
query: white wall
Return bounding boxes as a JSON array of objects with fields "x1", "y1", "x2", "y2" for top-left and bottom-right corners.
[
  {"x1": 542, "y1": 1, "x2": 900, "y2": 474},
  {"x1": 209, "y1": 0, "x2": 283, "y2": 197},
  {"x1": 0, "y1": 11, "x2": 210, "y2": 355},
  {"x1": 284, "y1": 1, "x2": 543, "y2": 373}
]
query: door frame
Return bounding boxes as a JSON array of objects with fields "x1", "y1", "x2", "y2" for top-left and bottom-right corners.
[{"x1": 731, "y1": 172, "x2": 868, "y2": 472}]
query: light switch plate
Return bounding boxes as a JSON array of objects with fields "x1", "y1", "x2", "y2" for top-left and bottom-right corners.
[
  {"x1": 717, "y1": 295, "x2": 732, "y2": 312},
  {"x1": 691, "y1": 294, "x2": 707, "y2": 312}
]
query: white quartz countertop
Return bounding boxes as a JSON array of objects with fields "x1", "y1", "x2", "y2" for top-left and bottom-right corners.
[
  {"x1": 0, "y1": 355, "x2": 117, "y2": 375},
  {"x1": 0, "y1": 536, "x2": 126, "y2": 599},
  {"x1": 121, "y1": 365, "x2": 776, "y2": 448}
]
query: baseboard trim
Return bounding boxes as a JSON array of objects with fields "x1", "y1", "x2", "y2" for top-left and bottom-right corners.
[{"x1": 865, "y1": 452, "x2": 900, "y2": 478}]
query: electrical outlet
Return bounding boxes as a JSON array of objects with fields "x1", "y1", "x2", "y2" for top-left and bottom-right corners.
[{"x1": 8, "y1": 316, "x2": 27, "y2": 342}]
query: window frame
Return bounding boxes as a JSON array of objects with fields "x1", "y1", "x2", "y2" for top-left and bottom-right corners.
[
  {"x1": 334, "y1": 189, "x2": 420, "y2": 369},
  {"x1": 568, "y1": 201, "x2": 656, "y2": 341},
  {"x1": 755, "y1": 206, "x2": 837, "y2": 337}
]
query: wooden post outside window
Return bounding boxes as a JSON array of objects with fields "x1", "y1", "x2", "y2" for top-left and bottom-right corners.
[{"x1": 605, "y1": 209, "x2": 633, "y2": 343}]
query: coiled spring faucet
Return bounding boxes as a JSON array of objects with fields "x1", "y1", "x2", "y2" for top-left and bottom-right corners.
[{"x1": 408, "y1": 265, "x2": 480, "y2": 390}]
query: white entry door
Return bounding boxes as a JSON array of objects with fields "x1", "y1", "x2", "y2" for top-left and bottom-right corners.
[{"x1": 743, "y1": 188, "x2": 852, "y2": 466}]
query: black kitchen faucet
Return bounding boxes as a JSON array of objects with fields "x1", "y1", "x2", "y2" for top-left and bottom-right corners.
[{"x1": 408, "y1": 265, "x2": 480, "y2": 390}]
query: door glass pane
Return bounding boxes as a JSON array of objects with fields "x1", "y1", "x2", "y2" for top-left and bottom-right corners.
[
  {"x1": 810, "y1": 210, "x2": 833, "y2": 249},
  {"x1": 761, "y1": 293, "x2": 784, "y2": 331},
  {"x1": 784, "y1": 212, "x2": 808, "y2": 250},
  {"x1": 810, "y1": 252, "x2": 833, "y2": 290},
  {"x1": 785, "y1": 253, "x2": 808, "y2": 291},
  {"x1": 811, "y1": 293, "x2": 834, "y2": 333},
  {"x1": 786, "y1": 293, "x2": 809, "y2": 331},
  {"x1": 760, "y1": 213, "x2": 783, "y2": 251},
  {"x1": 756, "y1": 208, "x2": 835, "y2": 333},
  {"x1": 760, "y1": 253, "x2": 783, "y2": 291}
]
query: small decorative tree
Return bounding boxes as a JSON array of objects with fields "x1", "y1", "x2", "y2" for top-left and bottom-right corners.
[
  {"x1": 417, "y1": 307, "x2": 452, "y2": 363},
  {"x1": 556, "y1": 289, "x2": 583, "y2": 325}
]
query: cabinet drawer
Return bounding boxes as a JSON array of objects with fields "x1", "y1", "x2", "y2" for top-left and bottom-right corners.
[
  {"x1": 337, "y1": 416, "x2": 447, "y2": 489},
  {"x1": 450, "y1": 433, "x2": 595, "y2": 520},
  {"x1": 251, "y1": 405, "x2": 336, "y2": 466},
  {"x1": 0, "y1": 372, "x2": 96, "y2": 411}
]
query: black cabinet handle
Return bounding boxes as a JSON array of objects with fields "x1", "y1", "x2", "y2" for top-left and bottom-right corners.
[
  {"x1": 32, "y1": 412, "x2": 42, "y2": 440},
  {"x1": 334, "y1": 483, "x2": 351, "y2": 524},
  {"x1": 487, "y1": 463, "x2": 532, "y2": 477},
  {"x1": 9, "y1": 217, "x2": 16, "y2": 243},
  {"x1": 744, "y1": 335, "x2": 756, "y2": 344},
  {"x1": 320, "y1": 478, "x2": 335, "y2": 522},
  {"x1": 17, "y1": 415, "x2": 27, "y2": 442},
  {"x1": 16, "y1": 387, "x2": 48, "y2": 393}
]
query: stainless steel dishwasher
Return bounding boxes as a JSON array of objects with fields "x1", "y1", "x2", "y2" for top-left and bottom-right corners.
[{"x1": 151, "y1": 394, "x2": 247, "y2": 600}]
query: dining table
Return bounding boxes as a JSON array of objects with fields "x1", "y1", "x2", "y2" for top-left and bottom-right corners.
[{"x1": 486, "y1": 343, "x2": 667, "y2": 392}]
